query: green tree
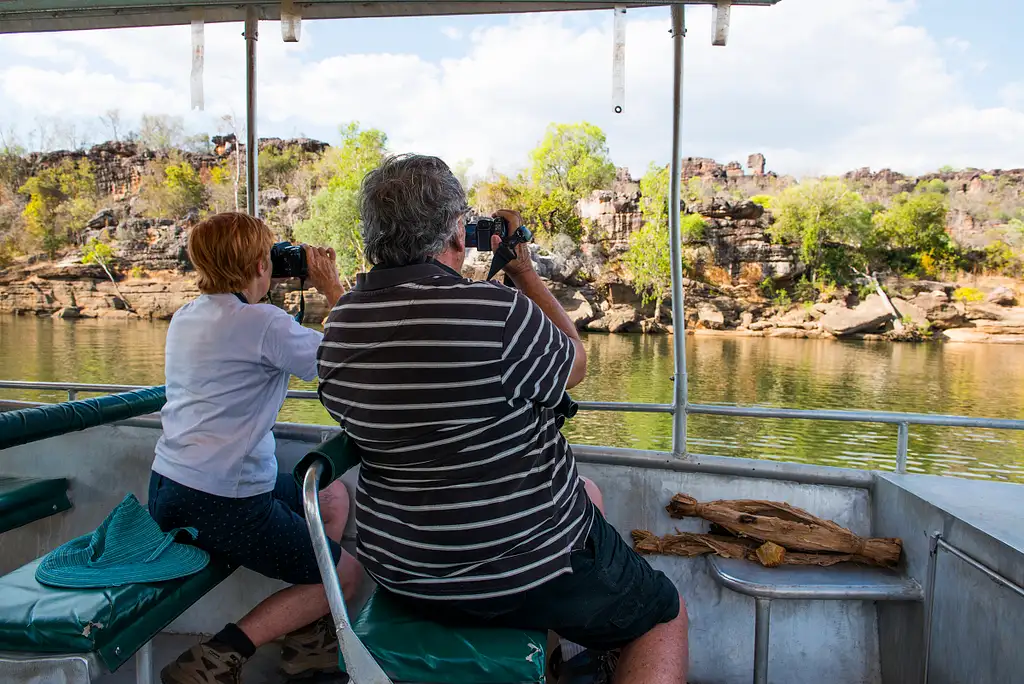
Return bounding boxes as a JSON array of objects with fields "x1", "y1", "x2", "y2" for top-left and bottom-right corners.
[
  {"x1": 139, "y1": 159, "x2": 205, "y2": 219},
  {"x1": 294, "y1": 123, "x2": 388, "y2": 277},
  {"x1": 82, "y1": 238, "x2": 133, "y2": 311},
  {"x1": 915, "y1": 178, "x2": 949, "y2": 195},
  {"x1": 258, "y1": 145, "x2": 305, "y2": 191},
  {"x1": 768, "y1": 179, "x2": 872, "y2": 283},
  {"x1": 625, "y1": 221, "x2": 672, "y2": 317},
  {"x1": 472, "y1": 123, "x2": 616, "y2": 243},
  {"x1": 870, "y1": 191, "x2": 955, "y2": 274},
  {"x1": 639, "y1": 164, "x2": 670, "y2": 234},
  {"x1": 529, "y1": 122, "x2": 615, "y2": 196},
  {"x1": 19, "y1": 159, "x2": 98, "y2": 257},
  {"x1": 471, "y1": 173, "x2": 584, "y2": 242},
  {"x1": 625, "y1": 163, "x2": 703, "y2": 316}
]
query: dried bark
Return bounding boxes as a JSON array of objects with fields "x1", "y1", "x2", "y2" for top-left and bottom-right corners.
[
  {"x1": 631, "y1": 530, "x2": 886, "y2": 568},
  {"x1": 665, "y1": 494, "x2": 901, "y2": 567}
]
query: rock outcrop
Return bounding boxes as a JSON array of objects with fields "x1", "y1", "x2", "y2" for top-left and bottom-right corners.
[
  {"x1": 695, "y1": 199, "x2": 801, "y2": 281},
  {"x1": 820, "y1": 295, "x2": 893, "y2": 336}
]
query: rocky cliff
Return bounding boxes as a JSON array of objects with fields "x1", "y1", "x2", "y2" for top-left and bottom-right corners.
[{"x1": 4, "y1": 142, "x2": 1024, "y2": 344}]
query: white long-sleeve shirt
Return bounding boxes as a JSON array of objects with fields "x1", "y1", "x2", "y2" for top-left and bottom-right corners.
[{"x1": 153, "y1": 294, "x2": 322, "y2": 497}]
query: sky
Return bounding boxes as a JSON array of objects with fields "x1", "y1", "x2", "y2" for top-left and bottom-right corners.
[{"x1": 1, "y1": 0, "x2": 1023, "y2": 180}]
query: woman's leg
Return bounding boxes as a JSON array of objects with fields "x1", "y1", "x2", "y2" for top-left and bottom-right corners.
[{"x1": 237, "y1": 479, "x2": 361, "y2": 647}]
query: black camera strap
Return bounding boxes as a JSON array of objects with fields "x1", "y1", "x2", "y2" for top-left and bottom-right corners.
[{"x1": 295, "y1": 279, "x2": 305, "y2": 325}]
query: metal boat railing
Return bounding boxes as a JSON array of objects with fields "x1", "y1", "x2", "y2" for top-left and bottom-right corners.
[{"x1": 3, "y1": 379, "x2": 1024, "y2": 476}]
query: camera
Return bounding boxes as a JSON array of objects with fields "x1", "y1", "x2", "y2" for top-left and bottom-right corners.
[
  {"x1": 464, "y1": 216, "x2": 509, "y2": 252},
  {"x1": 270, "y1": 242, "x2": 307, "y2": 279}
]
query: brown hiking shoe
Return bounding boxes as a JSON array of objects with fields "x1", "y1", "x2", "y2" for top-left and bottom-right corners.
[
  {"x1": 160, "y1": 640, "x2": 244, "y2": 684},
  {"x1": 279, "y1": 616, "x2": 340, "y2": 678}
]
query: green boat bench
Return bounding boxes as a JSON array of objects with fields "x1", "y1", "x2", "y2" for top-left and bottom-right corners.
[
  {"x1": 0, "y1": 476, "x2": 72, "y2": 534},
  {"x1": 0, "y1": 557, "x2": 236, "y2": 683},
  {"x1": 0, "y1": 543, "x2": 546, "y2": 684},
  {"x1": 353, "y1": 588, "x2": 547, "y2": 683}
]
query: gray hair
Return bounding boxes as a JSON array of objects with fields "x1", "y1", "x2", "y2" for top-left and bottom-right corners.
[{"x1": 360, "y1": 154, "x2": 468, "y2": 266}]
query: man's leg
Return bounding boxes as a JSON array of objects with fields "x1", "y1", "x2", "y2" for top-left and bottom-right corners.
[
  {"x1": 236, "y1": 480, "x2": 361, "y2": 646},
  {"x1": 557, "y1": 477, "x2": 689, "y2": 684},
  {"x1": 615, "y1": 598, "x2": 689, "y2": 684}
]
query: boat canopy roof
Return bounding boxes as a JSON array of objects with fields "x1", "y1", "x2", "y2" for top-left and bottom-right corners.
[{"x1": 0, "y1": 0, "x2": 780, "y2": 34}]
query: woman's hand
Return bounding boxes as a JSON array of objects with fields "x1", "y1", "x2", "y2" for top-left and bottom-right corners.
[{"x1": 304, "y1": 245, "x2": 344, "y2": 305}]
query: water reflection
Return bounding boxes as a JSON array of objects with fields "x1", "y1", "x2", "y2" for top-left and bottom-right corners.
[{"x1": 2, "y1": 316, "x2": 1022, "y2": 483}]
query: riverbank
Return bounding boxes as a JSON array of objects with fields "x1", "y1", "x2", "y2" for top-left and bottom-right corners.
[{"x1": 3, "y1": 254, "x2": 1024, "y2": 345}]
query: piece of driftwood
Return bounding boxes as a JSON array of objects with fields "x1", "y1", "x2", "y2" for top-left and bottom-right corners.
[
  {"x1": 631, "y1": 530, "x2": 884, "y2": 567},
  {"x1": 666, "y1": 494, "x2": 902, "y2": 567}
]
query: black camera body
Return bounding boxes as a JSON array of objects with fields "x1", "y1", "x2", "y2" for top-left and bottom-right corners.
[
  {"x1": 270, "y1": 242, "x2": 307, "y2": 279},
  {"x1": 464, "y1": 216, "x2": 509, "y2": 252}
]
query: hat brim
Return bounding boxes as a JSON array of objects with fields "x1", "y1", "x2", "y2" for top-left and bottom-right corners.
[{"x1": 36, "y1": 535, "x2": 210, "y2": 589}]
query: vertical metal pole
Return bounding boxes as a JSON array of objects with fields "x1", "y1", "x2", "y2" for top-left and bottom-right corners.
[
  {"x1": 244, "y1": 6, "x2": 259, "y2": 217},
  {"x1": 135, "y1": 640, "x2": 153, "y2": 684},
  {"x1": 921, "y1": 532, "x2": 940, "y2": 684},
  {"x1": 668, "y1": 5, "x2": 688, "y2": 457},
  {"x1": 67, "y1": 390, "x2": 77, "y2": 402},
  {"x1": 753, "y1": 597, "x2": 771, "y2": 684},
  {"x1": 896, "y1": 422, "x2": 909, "y2": 474}
]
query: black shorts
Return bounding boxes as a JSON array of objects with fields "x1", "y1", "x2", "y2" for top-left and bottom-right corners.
[
  {"x1": 148, "y1": 472, "x2": 342, "y2": 585},
  {"x1": 392, "y1": 508, "x2": 680, "y2": 651}
]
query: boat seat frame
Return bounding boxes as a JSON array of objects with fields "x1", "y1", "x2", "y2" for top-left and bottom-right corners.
[{"x1": 707, "y1": 555, "x2": 924, "y2": 684}]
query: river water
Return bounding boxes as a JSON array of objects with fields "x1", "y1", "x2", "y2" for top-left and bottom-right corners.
[{"x1": 2, "y1": 315, "x2": 1023, "y2": 483}]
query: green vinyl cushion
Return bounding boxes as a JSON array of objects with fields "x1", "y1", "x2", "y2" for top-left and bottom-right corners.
[
  {"x1": 353, "y1": 589, "x2": 546, "y2": 683},
  {"x1": 0, "y1": 476, "x2": 71, "y2": 534},
  {"x1": 0, "y1": 558, "x2": 234, "y2": 672}
]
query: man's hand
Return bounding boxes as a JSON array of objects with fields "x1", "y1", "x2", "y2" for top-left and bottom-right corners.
[
  {"x1": 304, "y1": 245, "x2": 344, "y2": 306},
  {"x1": 489, "y1": 209, "x2": 534, "y2": 282}
]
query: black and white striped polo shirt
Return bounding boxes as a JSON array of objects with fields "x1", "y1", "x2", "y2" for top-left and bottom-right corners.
[{"x1": 317, "y1": 261, "x2": 594, "y2": 601}]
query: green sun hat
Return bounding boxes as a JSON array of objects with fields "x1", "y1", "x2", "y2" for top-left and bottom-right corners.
[{"x1": 35, "y1": 493, "x2": 209, "y2": 589}]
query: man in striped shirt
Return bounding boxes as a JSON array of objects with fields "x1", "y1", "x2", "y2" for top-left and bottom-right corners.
[{"x1": 318, "y1": 154, "x2": 687, "y2": 684}]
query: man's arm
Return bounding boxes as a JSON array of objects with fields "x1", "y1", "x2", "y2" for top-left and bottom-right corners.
[{"x1": 491, "y1": 210, "x2": 587, "y2": 390}]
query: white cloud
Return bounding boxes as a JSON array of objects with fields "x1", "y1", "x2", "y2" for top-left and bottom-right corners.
[
  {"x1": 1000, "y1": 82, "x2": 1024, "y2": 109},
  {"x1": 945, "y1": 36, "x2": 970, "y2": 54},
  {"x1": 1, "y1": 0, "x2": 1022, "y2": 178}
]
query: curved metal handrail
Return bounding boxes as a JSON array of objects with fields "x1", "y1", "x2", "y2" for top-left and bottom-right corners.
[{"x1": 301, "y1": 461, "x2": 392, "y2": 684}]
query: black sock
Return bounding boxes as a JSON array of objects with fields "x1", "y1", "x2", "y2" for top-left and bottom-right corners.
[{"x1": 212, "y1": 623, "x2": 257, "y2": 659}]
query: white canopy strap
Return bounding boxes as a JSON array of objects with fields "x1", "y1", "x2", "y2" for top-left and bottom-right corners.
[
  {"x1": 612, "y1": 4, "x2": 626, "y2": 114},
  {"x1": 190, "y1": 9, "x2": 205, "y2": 110},
  {"x1": 281, "y1": 0, "x2": 302, "y2": 42},
  {"x1": 713, "y1": 0, "x2": 732, "y2": 46}
]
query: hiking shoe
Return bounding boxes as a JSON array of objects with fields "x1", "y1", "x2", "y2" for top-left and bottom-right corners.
[
  {"x1": 279, "y1": 616, "x2": 341, "y2": 679},
  {"x1": 160, "y1": 640, "x2": 244, "y2": 684},
  {"x1": 550, "y1": 645, "x2": 620, "y2": 684}
]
